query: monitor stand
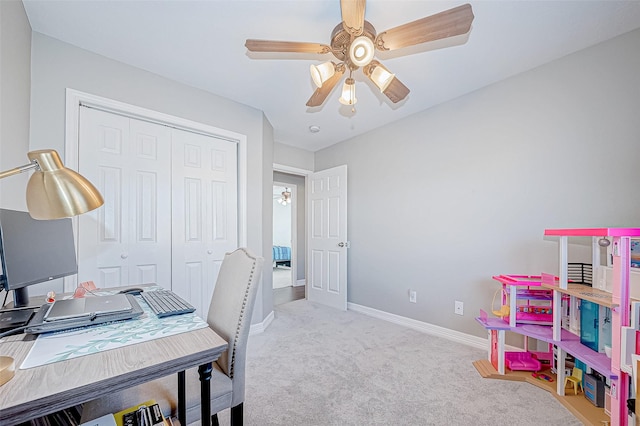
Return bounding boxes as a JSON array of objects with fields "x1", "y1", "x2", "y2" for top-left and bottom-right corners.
[{"x1": 12, "y1": 287, "x2": 29, "y2": 308}]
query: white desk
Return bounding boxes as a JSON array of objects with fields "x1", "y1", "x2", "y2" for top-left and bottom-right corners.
[{"x1": 0, "y1": 296, "x2": 227, "y2": 425}]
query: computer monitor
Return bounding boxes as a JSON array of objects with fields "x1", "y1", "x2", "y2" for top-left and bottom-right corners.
[{"x1": 0, "y1": 209, "x2": 78, "y2": 307}]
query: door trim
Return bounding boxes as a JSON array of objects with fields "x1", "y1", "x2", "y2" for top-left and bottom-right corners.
[
  {"x1": 273, "y1": 164, "x2": 312, "y2": 300},
  {"x1": 64, "y1": 88, "x2": 248, "y2": 292}
]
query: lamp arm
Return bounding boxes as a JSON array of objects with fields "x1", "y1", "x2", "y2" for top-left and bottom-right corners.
[{"x1": 0, "y1": 161, "x2": 40, "y2": 180}]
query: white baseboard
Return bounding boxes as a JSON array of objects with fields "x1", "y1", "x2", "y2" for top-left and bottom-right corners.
[
  {"x1": 293, "y1": 279, "x2": 305, "y2": 287},
  {"x1": 250, "y1": 310, "x2": 275, "y2": 335},
  {"x1": 256, "y1": 301, "x2": 520, "y2": 351},
  {"x1": 347, "y1": 302, "x2": 487, "y2": 350}
]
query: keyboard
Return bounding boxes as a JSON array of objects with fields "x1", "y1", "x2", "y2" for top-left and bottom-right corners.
[{"x1": 141, "y1": 290, "x2": 196, "y2": 318}]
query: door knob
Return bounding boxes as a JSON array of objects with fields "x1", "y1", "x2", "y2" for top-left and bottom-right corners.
[
  {"x1": 338, "y1": 242, "x2": 350, "y2": 248},
  {"x1": 207, "y1": 250, "x2": 213, "y2": 254},
  {"x1": 121, "y1": 253, "x2": 128, "y2": 259},
  {"x1": 338, "y1": 242, "x2": 345, "y2": 247}
]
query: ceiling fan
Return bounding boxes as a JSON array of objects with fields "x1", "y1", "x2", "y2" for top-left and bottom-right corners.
[{"x1": 245, "y1": 0, "x2": 474, "y2": 108}]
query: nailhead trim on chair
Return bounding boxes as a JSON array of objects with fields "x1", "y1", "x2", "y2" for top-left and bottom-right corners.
[{"x1": 228, "y1": 249, "x2": 258, "y2": 380}]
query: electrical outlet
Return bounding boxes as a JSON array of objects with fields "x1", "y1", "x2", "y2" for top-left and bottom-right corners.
[
  {"x1": 409, "y1": 290, "x2": 417, "y2": 303},
  {"x1": 454, "y1": 300, "x2": 464, "y2": 315}
]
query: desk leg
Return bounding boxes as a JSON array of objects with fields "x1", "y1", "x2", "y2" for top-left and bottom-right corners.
[
  {"x1": 178, "y1": 371, "x2": 186, "y2": 426},
  {"x1": 198, "y1": 362, "x2": 213, "y2": 425}
]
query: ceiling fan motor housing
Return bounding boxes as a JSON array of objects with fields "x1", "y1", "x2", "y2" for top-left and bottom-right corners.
[{"x1": 330, "y1": 20, "x2": 377, "y2": 69}]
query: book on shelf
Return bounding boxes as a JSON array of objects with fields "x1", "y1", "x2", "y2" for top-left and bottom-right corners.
[{"x1": 114, "y1": 400, "x2": 170, "y2": 426}]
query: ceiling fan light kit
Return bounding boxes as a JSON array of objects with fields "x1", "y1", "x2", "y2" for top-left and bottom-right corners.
[
  {"x1": 349, "y1": 35, "x2": 375, "y2": 67},
  {"x1": 310, "y1": 61, "x2": 336, "y2": 88},
  {"x1": 339, "y1": 77, "x2": 357, "y2": 106},
  {"x1": 246, "y1": 1, "x2": 474, "y2": 109},
  {"x1": 365, "y1": 60, "x2": 395, "y2": 92},
  {"x1": 278, "y1": 188, "x2": 292, "y2": 205}
]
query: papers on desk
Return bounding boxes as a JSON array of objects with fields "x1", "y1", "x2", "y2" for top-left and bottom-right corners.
[{"x1": 20, "y1": 288, "x2": 208, "y2": 369}]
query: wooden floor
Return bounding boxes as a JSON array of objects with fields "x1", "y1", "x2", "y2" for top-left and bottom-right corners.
[
  {"x1": 273, "y1": 285, "x2": 305, "y2": 306},
  {"x1": 473, "y1": 359, "x2": 611, "y2": 425}
]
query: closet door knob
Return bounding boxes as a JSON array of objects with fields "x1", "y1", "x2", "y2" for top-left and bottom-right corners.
[
  {"x1": 207, "y1": 250, "x2": 213, "y2": 254},
  {"x1": 121, "y1": 253, "x2": 128, "y2": 259}
]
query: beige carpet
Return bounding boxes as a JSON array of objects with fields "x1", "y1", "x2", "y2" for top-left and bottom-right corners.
[{"x1": 214, "y1": 300, "x2": 581, "y2": 426}]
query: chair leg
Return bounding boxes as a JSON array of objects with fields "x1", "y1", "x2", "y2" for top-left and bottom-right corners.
[
  {"x1": 211, "y1": 413, "x2": 220, "y2": 426},
  {"x1": 230, "y1": 403, "x2": 244, "y2": 426}
]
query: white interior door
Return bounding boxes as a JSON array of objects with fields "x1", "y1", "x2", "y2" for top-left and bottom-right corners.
[
  {"x1": 171, "y1": 129, "x2": 238, "y2": 317},
  {"x1": 307, "y1": 165, "x2": 348, "y2": 310},
  {"x1": 77, "y1": 107, "x2": 172, "y2": 288}
]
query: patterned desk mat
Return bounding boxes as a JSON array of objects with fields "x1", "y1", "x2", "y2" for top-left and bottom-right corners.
[{"x1": 21, "y1": 288, "x2": 208, "y2": 369}]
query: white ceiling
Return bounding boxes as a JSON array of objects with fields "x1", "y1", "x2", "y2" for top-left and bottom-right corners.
[{"x1": 22, "y1": 0, "x2": 640, "y2": 152}]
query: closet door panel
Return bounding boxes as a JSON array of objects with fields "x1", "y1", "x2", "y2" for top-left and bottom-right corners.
[
  {"x1": 126, "y1": 119, "x2": 171, "y2": 287},
  {"x1": 78, "y1": 109, "x2": 130, "y2": 288},
  {"x1": 171, "y1": 129, "x2": 237, "y2": 317},
  {"x1": 78, "y1": 108, "x2": 171, "y2": 289}
]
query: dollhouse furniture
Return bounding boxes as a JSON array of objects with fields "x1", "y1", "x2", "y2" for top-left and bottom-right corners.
[
  {"x1": 504, "y1": 351, "x2": 542, "y2": 371},
  {"x1": 584, "y1": 373, "x2": 606, "y2": 407},
  {"x1": 564, "y1": 367, "x2": 584, "y2": 395},
  {"x1": 492, "y1": 274, "x2": 555, "y2": 327}
]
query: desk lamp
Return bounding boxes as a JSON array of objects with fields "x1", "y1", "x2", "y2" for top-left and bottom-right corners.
[{"x1": 0, "y1": 149, "x2": 104, "y2": 386}]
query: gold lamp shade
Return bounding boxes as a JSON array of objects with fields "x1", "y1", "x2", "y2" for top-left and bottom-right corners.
[{"x1": 24, "y1": 150, "x2": 104, "y2": 220}]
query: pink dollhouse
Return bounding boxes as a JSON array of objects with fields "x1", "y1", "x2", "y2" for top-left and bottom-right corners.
[{"x1": 476, "y1": 227, "x2": 640, "y2": 426}]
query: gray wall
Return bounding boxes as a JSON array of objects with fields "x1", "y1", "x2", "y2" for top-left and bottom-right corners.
[
  {"x1": 274, "y1": 142, "x2": 314, "y2": 171},
  {"x1": 260, "y1": 115, "x2": 274, "y2": 320},
  {"x1": 315, "y1": 28, "x2": 640, "y2": 338},
  {"x1": 28, "y1": 33, "x2": 274, "y2": 323},
  {"x1": 0, "y1": 0, "x2": 31, "y2": 210},
  {"x1": 274, "y1": 171, "x2": 306, "y2": 282}
]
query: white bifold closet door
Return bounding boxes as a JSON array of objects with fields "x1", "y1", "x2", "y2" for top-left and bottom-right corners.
[{"x1": 77, "y1": 107, "x2": 237, "y2": 317}]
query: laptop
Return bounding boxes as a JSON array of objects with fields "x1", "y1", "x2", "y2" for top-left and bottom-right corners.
[
  {"x1": 25, "y1": 294, "x2": 144, "y2": 335},
  {"x1": 43, "y1": 294, "x2": 132, "y2": 321}
]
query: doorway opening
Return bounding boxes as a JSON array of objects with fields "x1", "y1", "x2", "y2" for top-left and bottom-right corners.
[
  {"x1": 273, "y1": 172, "x2": 306, "y2": 306},
  {"x1": 273, "y1": 182, "x2": 293, "y2": 290}
]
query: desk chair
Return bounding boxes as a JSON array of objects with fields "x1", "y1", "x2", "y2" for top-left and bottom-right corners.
[{"x1": 81, "y1": 248, "x2": 264, "y2": 426}]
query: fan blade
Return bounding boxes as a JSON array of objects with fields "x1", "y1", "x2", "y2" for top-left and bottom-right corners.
[
  {"x1": 363, "y1": 60, "x2": 409, "y2": 103},
  {"x1": 306, "y1": 68, "x2": 345, "y2": 107},
  {"x1": 382, "y1": 76, "x2": 410, "y2": 103},
  {"x1": 340, "y1": 0, "x2": 366, "y2": 36},
  {"x1": 245, "y1": 39, "x2": 332, "y2": 54},
  {"x1": 375, "y1": 3, "x2": 474, "y2": 51}
]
